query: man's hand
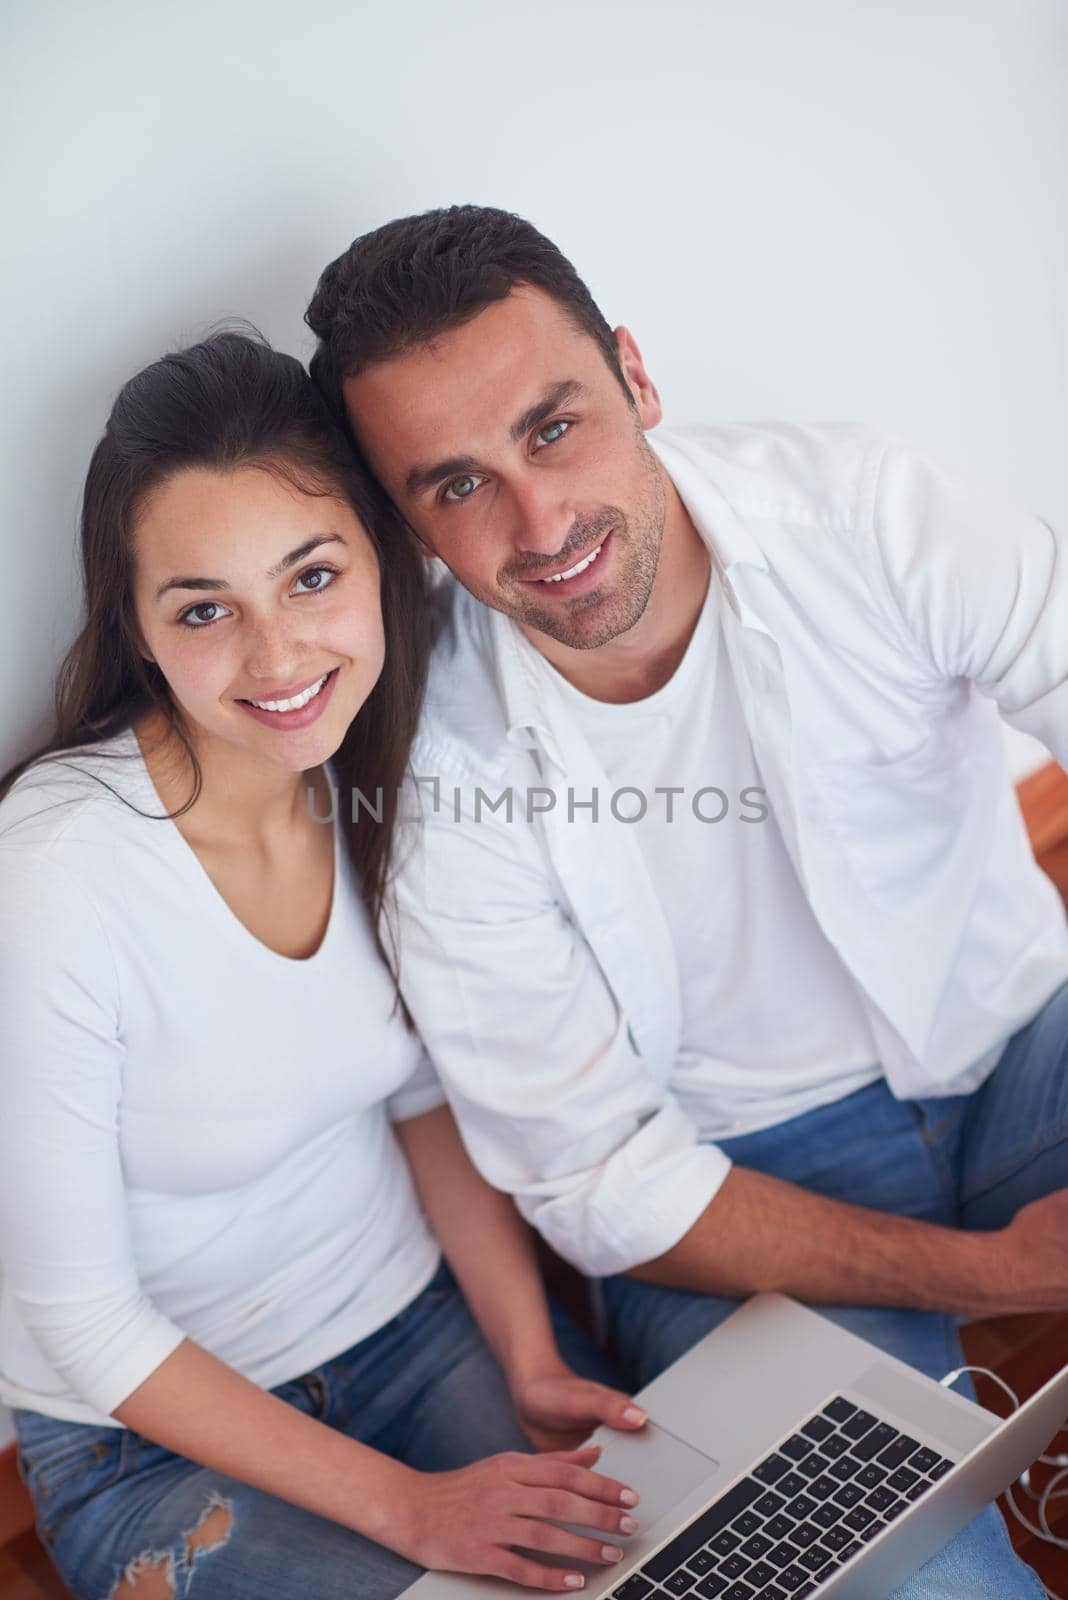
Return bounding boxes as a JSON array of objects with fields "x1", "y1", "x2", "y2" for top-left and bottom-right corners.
[
  {"x1": 996, "y1": 1186, "x2": 1068, "y2": 1312},
  {"x1": 511, "y1": 1364, "x2": 647, "y2": 1452}
]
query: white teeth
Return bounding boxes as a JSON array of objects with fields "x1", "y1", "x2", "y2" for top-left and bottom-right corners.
[
  {"x1": 540, "y1": 543, "x2": 603, "y2": 584},
  {"x1": 249, "y1": 673, "x2": 329, "y2": 713}
]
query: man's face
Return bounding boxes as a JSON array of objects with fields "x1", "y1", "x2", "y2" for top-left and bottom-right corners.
[{"x1": 342, "y1": 286, "x2": 667, "y2": 651}]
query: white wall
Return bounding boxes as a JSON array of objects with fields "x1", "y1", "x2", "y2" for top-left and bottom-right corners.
[{"x1": 1, "y1": 0, "x2": 1064, "y2": 1445}]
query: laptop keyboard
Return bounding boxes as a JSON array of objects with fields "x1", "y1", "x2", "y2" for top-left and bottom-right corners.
[{"x1": 609, "y1": 1394, "x2": 954, "y2": 1600}]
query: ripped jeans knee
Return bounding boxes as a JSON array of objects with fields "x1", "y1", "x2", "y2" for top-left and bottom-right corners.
[{"x1": 107, "y1": 1492, "x2": 233, "y2": 1599}]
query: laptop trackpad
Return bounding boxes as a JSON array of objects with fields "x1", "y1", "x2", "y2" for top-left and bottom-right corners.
[{"x1": 582, "y1": 1420, "x2": 720, "y2": 1530}]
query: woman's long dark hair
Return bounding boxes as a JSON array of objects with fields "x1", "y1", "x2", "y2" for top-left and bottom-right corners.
[{"x1": 0, "y1": 330, "x2": 429, "y2": 960}]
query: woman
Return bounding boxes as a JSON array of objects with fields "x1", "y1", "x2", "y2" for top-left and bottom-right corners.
[{"x1": 0, "y1": 332, "x2": 645, "y2": 1599}]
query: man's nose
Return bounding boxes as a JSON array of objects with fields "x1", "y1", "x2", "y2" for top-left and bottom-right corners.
[{"x1": 509, "y1": 479, "x2": 575, "y2": 560}]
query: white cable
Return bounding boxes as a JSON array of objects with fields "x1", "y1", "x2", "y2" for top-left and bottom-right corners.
[{"x1": 940, "y1": 1364, "x2": 1068, "y2": 1599}]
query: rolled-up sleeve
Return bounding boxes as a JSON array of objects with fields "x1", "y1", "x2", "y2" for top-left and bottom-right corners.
[
  {"x1": 391, "y1": 784, "x2": 730, "y2": 1277},
  {"x1": 0, "y1": 851, "x2": 185, "y2": 1415},
  {"x1": 870, "y1": 442, "x2": 1068, "y2": 769}
]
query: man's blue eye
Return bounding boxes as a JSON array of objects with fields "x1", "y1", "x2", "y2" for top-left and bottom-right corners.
[
  {"x1": 538, "y1": 421, "x2": 569, "y2": 445},
  {"x1": 446, "y1": 475, "x2": 479, "y2": 500}
]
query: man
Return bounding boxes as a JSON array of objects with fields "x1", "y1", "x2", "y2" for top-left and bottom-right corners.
[{"x1": 306, "y1": 206, "x2": 1068, "y2": 1596}]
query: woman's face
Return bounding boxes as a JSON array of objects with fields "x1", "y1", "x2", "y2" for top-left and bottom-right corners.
[{"x1": 131, "y1": 464, "x2": 385, "y2": 776}]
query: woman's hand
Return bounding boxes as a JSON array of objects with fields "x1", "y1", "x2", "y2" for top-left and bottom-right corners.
[
  {"x1": 511, "y1": 1364, "x2": 648, "y2": 1453},
  {"x1": 387, "y1": 1444, "x2": 641, "y2": 1591}
]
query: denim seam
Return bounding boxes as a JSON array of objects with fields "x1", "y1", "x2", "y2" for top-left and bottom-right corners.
[{"x1": 958, "y1": 1114, "x2": 1068, "y2": 1209}]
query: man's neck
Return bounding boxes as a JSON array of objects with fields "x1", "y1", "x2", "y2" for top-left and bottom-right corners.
[{"x1": 521, "y1": 484, "x2": 712, "y2": 705}]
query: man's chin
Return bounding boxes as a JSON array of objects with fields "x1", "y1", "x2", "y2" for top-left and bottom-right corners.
[{"x1": 509, "y1": 586, "x2": 648, "y2": 653}]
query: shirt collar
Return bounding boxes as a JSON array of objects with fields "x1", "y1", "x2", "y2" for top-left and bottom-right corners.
[{"x1": 487, "y1": 424, "x2": 767, "y2": 749}]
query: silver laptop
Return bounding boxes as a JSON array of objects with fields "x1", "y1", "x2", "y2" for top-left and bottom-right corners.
[{"x1": 408, "y1": 1292, "x2": 1068, "y2": 1599}]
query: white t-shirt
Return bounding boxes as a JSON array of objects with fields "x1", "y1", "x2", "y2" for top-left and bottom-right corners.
[
  {"x1": 0, "y1": 728, "x2": 442, "y2": 1426},
  {"x1": 542, "y1": 575, "x2": 883, "y2": 1138}
]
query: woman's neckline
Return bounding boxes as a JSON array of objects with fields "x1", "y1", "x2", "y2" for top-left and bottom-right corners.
[{"x1": 124, "y1": 721, "x2": 341, "y2": 969}]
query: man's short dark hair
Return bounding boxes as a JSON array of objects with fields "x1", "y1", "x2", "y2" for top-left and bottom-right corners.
[{"x1": 305, "y1": 205, "x2": 631, "y2": 416}]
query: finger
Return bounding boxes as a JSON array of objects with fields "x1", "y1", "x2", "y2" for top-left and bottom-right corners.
[
  {"x1": 513, "y1": 1515, "x2": 628, "y2": 1570},
  {"x1": 492, "y1": 1550, "x2": 588, "y2": 1591},
  {"x1": 519, "y1": 1486, "x2": 640, "y2": 1537},
  {"x1": 573, "y1": 1380, "x2": 648, "y2": 1431},
  {"x1": 518, "y1": 1457, "x2": 640, "y2": 1508}
]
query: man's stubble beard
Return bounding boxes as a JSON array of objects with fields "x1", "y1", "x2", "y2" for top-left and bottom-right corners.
[{"x1": 502, "y1": 428, "x2": 667, "y2": 653}]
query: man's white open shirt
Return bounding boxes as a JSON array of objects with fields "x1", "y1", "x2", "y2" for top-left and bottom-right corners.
[{"x1": 393, "y1": 423, "x2": 1068, "y2": 1278}]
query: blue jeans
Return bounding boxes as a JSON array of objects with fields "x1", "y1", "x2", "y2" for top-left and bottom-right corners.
[
  {"x1": 602, "y1": 978, "x2": 1068, "y2": 1600},
  {"x1": 13, "y1": 1260, "x2": 625, "y2": 1600}
]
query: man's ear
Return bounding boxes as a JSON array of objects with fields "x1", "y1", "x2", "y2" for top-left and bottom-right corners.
[{"x1": 613, "y1": 326, "x2": 663, "y2": 430}]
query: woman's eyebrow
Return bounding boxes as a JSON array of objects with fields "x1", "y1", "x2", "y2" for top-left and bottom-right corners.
[{"x1": 154, "y1": 533, "x2": 346, "y2": 600}]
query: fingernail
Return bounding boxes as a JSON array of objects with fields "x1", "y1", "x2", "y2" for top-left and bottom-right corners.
[
  {"x1": 619, "y1": 1488, "x2": 639, "y2": 1507},
  {"x1": 601, "y1": 1545, "x2": 622, "y2": 1563},
  {"x1": 619, "y1": 1515, "x2": 639, "y2": 1535},
  {"x1": 563, "y1": 1577, "x2": 584, "y2": 1590},
  {"x1": 622, "y1": 1405, "x2": 647, "y2": 1425}
]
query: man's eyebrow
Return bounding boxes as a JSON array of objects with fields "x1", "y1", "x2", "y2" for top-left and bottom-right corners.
[
  {"x1": 154, "y1": 533, "x2": 345, "y2": 601},
  {"x1": 404, "y1": 379, "x2": 586, "y2": 500},
  {"x1": 509, "y1": 379, "x2": 584, "y2": 444}
]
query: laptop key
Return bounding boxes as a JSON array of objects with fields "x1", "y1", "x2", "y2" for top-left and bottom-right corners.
[
  {"x1": 795, "y1": 1452, "x2": 830, "y2": 1480},
  {"x1": 778, "y1": 1567, "x2": 810, "y2": 1592},
  {"x1": 642, "y1": 1478, "x2": 763, "y2": 1583},
  {"x1": 855, "y1": 1463, "x2": 886, "y2": 1491},
  {"x1": 767, "y1": 1541, "x2": 802, "y2": 1570},
  {"x1": 788, "y1": 1522, "x2": 820, "y2": 1549},
  {"x1": 753, "y1": 1589, "x2": 787, "y2": 1600},
  {"x1": 905, "y1": 1480, "x2": 931, "y2": 1502},
  {"x1": 928, "y1": 1458, "x2": 952, "y2": 1481},
  {"x1": 821, "y1": 1525, "x2": 853, "y2": 1553},
  {"x1": 753, "y1": 1454, "x2": 793, "y2": 1486},
  {"x1": 710, "y1": 1532, "x2": 741, "y2": 1558},
  {"x1": 829, "y1": 1457, "x2": 858, "y2": 1483},
  {"x1": 811, "y1": 1503, "x2": 843, "y2": 1529},
  {"x1": 800, "y1": 1415, "x2": 834, "y2": 1443},
  {"x1": 776, "y1": 1473, "x2": 807, "y2": 1500},
  {"x1": 722, "y1": 1585, "x2": 757, "y2": 1600},
  {"x1": 832, "y1": 1483, "x2": 864, "y2": 1508},
  {"x1": 687, "y1": 1551, "x2": 716, "y2": 1576},
  {"x1": 783, "y1": 1494, "x2": 817, "y2": 1521},
  {"x1": 820, "y1": 1433, "x2": 850, "y2": 1460},
  {"x1": 822, "y1": 1398, "x2": 856, "y2": 1424},
  {"x1": 875, "y1": 1434, "x2": 918, "y2": 1470},
  {"x1": 866, "y1": 1486, "x2": 896, "y2": 1513},
  {"x1": 797, "y1": 1547, "x2": 829, "y2": 1573},
  {"x1": 754, "y1": 1491, "x2": 787, "y2": 1518},
  {"x1": 733, "y1": 1512, "x2": 762, "y2": 1538},
  {"x1": 843, "y1": 1506, "x2": 877, "y2": 1532},
  {"x1": 881, "y1": 1496, "x2": 907, "y2": 1522},
  {"x1": 720, "y1": 1553, "x2": 749, "y2": 1580},
  {"x1": 810, "y1": 1473, "x2": 839, "y2": 1500},
  {"x1": 840, "y1": 1409, "x2": 876, "y2": 1441},
  {"x1": 854, "y1": 1423, "x2": 902, "y2": 1463},
  {"x1": 888, "y1": 1466, "x2": 919, "y2": 1492},
  {"x1": 780, "y1": 1434, "x2": 812, "y2": 1462},
  {"x1": 611, "y1": 1580, "x2": 654, "y2": 1600},
  {"x1": 694, "y1": 1578, "x2": 729, "y2": 1599},
  {"x1": 740, "y1": 1534, "x2": 772, "y2": 1560},
  {"x1": 664, "y1": 1573, "x2": 697, "y2": 1594},
  {"x1": 908, "y1": 1447, "x2": 942, "y2": 1474},
  {"x1": 748, "y1": 1562, "x2": 776, "y2": 1587},
  {"x1": 764, "y1": 1515, "x2": 794, "y2": 1542}
]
